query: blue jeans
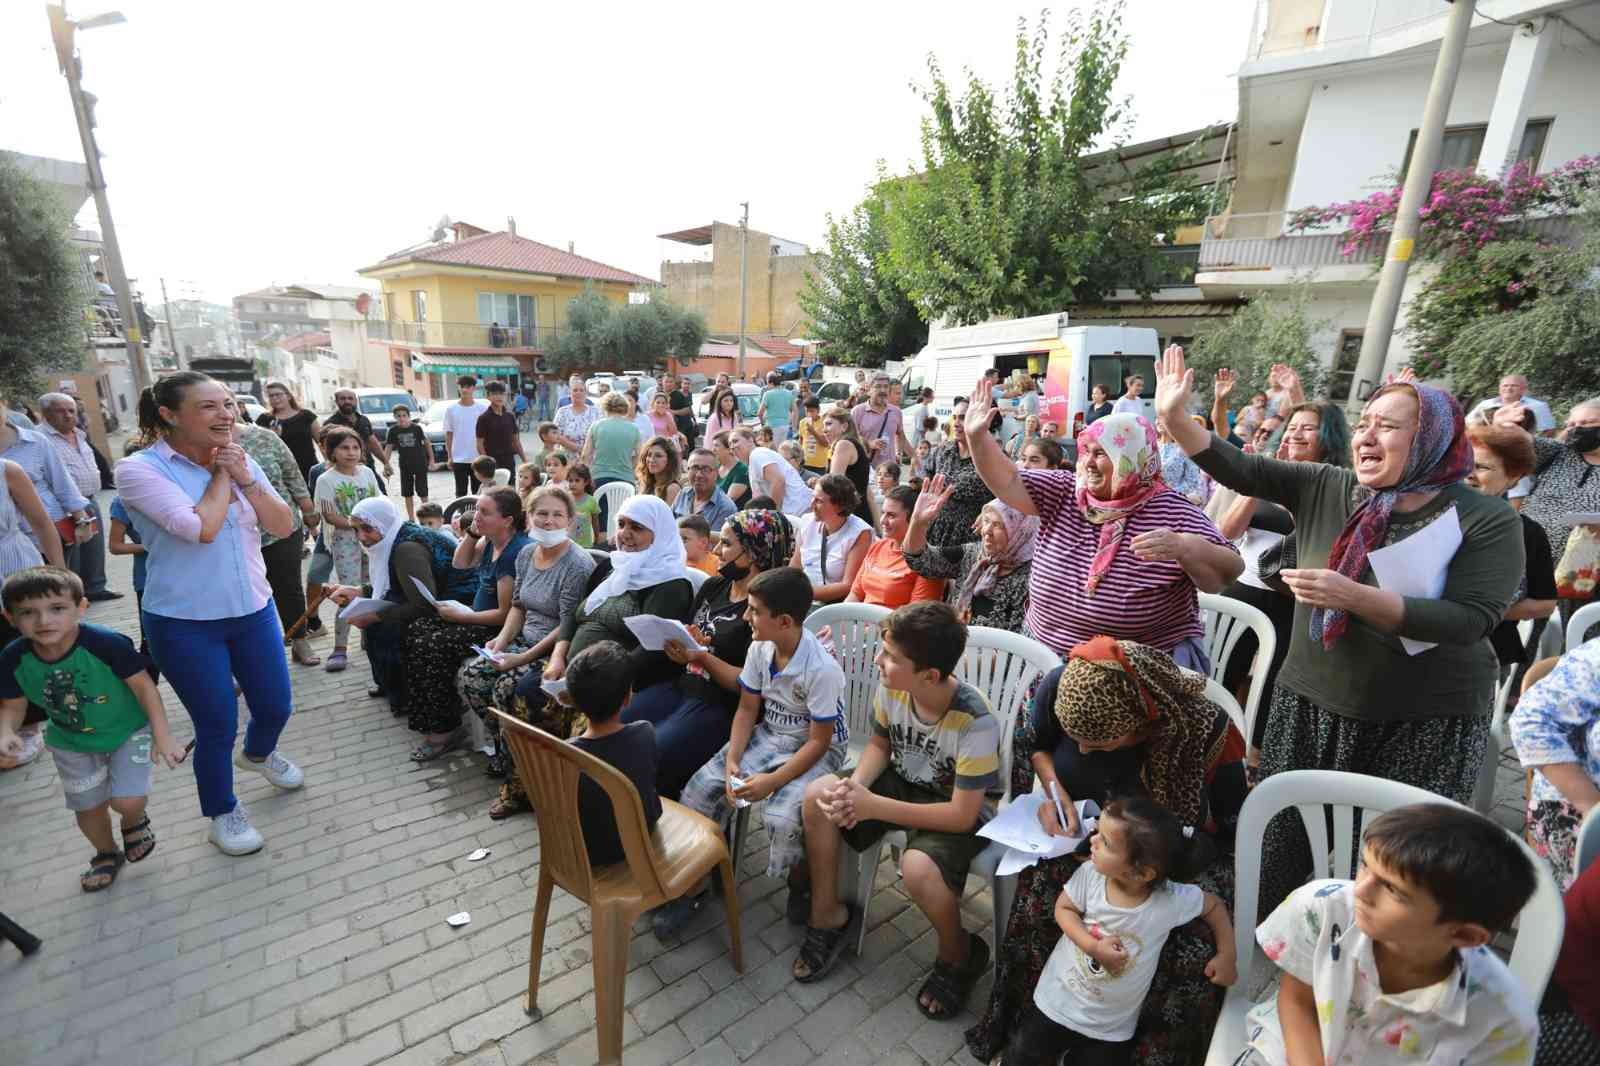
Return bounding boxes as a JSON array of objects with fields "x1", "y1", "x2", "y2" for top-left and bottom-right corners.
[
  {"x1": 144, "y1": 602, "x2": 293, "y2": 818},
  {"x1": 621, "y1": 680, "x2": 735, "y2": 799}
]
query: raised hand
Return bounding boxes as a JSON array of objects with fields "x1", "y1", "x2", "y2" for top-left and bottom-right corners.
[
  {"x1": 1154, "y1": 344, "x2": 1194, "y2": 426},
  {"x1": 1213, "y1": 367, "x2": 1235, "y2": 401},
  {"x1": 911, "y1": 473, "x2": 955, "y2": 526},
  {"x1": 963, "y1": 383, "x2": 995, "y2": 440}
]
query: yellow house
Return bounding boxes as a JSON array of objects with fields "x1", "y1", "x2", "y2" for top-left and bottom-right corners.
[{"x1": 356, "y1": 219, "x2": 655, "y2": 399}]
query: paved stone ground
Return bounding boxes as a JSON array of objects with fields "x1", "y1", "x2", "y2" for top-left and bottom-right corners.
[{"x1": 0, "y1": 482, "x2": 1532, "y2": 1066}]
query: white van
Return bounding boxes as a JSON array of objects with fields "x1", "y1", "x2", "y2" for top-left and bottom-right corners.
[{"x1": 896, "y1": 314, "x2": 1159, "y2": 441}]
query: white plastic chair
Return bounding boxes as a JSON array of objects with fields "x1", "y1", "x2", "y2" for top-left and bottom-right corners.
[
  {"x1": 1204, "y1": 769, "x2": 1565, "y2": 1066},
  {"x1": 1471, "y1": 618, "x2": 1535, "y2": 814},
  {"x1": 683, "y1": 568, "x2": 708, "y2": 595},
  {"x1": 595, "y1": 481, "x2": 635, "y2": 542},
  {"x1": 1197, "y1": 592, "x2": 1276, "y2": 747},
  {"x1": 727, "y1": 604, "x2": 891, "y2": 873},
  {"x1": 1578, "y1": 805, "x2": 1600, "y2": 874},
  {"x1": 1202, "y1": 676, "x2": 1247, "y2": 744},
  {"x1": 842, "y1": 625, "x2": 1061, "y2": 956},
  {"x1": 1565, "y1": 600, "x2": 1600, "y2": 651}
]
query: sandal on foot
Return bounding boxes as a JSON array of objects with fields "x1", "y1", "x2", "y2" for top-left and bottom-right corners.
[
  {"x1": 484, "y1": 752, "x2": 508, "y2": 779},
  {"x1": 121, "y1": 815, "x2": 156, "y2": 863},
  {"x1": 651, "y1": 893, "x2": 707, "y2": 942},
  {"x1": 324, "y1": 651, "x2": 349, "y2": 673},
  {"x1": 488, "y1": 794, "x2": 530, "y2": 820},
  {"x1": 81, "y1": 851, "x2": 125, "y2": 892},
  {"x1": 791, "y1": 904, "x2": 858, "y2": 983},
  {"x1": 916, "y1": 932, "x2": 990, "y2": 1020},
  {"x1": 410, "y1": 728, "x2": 463, "y2": 763}
]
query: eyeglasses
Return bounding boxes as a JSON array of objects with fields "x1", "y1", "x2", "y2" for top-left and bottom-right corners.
[{"x1": 687, "y1": 465, "x2": 716, "y2": 474}]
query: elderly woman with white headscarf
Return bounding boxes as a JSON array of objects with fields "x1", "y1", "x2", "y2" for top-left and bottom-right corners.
[
  {"x1": 327, "y1": 497, "x2": 478, "y2": 706},
  {"x1": 493, "y1": 493, "x2": 693, "y2": 816}
]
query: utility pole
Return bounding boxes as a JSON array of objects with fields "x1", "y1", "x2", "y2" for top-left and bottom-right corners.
[
  {"x1": 737, "y1": 202, "x2": 749, "y2": 380},
  {"x1": 1346, "y1": 0, "x2": 1475, "y2": 415},
  {"x1": 160, "y1": 277, "x2": 182, "y2": 370},
  {"x1": 46, "y1": 3, "x2": 150, "y2": 396}
]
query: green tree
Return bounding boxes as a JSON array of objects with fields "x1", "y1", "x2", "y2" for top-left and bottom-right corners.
[
  {"x1": 881, "y1": 4, "x2": 1212, "y2": 325},
  {"x1": 544, "y1": 288, "x2": 706, "y2": 375},
  {"x1": 0, "y1": 153, "x2": 85, "y2": 401},
  {"x1": 799, "y1": 182, "x2": 928, "y2": 367},
  {"x1": 1186, "y1": 283, "x2": 1328, "y2": 407}
]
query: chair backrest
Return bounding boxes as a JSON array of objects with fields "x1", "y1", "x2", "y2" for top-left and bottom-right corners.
[
  {"x1": 1579, "y1": 805, "x2": 1600, "y2": 875},
  {"x1": 1229, "y1": 770, "x2": 1565, "y2": 1001},
  {"x1": 805, "y1": 603, "x2": 891, "y2": 753},
  {"x1": 1197, "y1": 592, "x2": 1276, "y2": 746},
  {"x1": 684, "y1": 568, "x2": 708, "y2": 594},
  {"x1": 493, "y1": 712, "x2": 667, "y2": 903},
  {"x1": 1490, "y1": 619, "x2": 1537, "y2": 738},
  {"x1": 1203, "y1": 676, "x2": 1247, "y2": 741},
  {"x1": 955, "y1": 626, "x2": 1061, "y2": 804},
  {"x1": 596, "y1": 482, "x2": 636, "y2": 540},
  {"x1": 1565, "y1": 600, "x2": 1600, "y2": 652}
]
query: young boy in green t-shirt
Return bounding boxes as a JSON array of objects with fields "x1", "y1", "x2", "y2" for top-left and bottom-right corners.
[{"x1": 0, "y1": 567, "x2": 186, "y2": 892}]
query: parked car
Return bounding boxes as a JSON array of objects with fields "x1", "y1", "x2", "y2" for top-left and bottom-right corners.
[
  {"x1": 420, "y1": 402, "x2": 450, "y2": 466},
  {"x1": 693, "y1": 383, "x2": 762, "y2": 426},
  {"x1": 237, "y1": 396, "x2": 267, "y2": 424},
  {"x1": 350, "y1": 387, "x2": 418, "y2": 435}
]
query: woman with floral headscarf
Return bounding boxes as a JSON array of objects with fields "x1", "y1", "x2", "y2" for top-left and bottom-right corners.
[
  {"x1": 959, "y1": 385, "x2": 1242, "y2": 667},
  {"x1": 1154, "y1": 345, "x2": 1522, "y2": 911},
  {"x1": 967, "y1": 636, "x2": 1248, "y2": 1066},
  {"x1": 617, "y1": 508, "x2": 797, "y2": 798},
  {"x1": 902, "y1": 476, "x2": 1038, "y2": 634}
]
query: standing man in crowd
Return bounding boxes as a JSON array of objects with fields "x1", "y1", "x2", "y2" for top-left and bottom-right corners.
[
  {"x1": 665, "y1": 373, "x2": 698, "y2": 447},
  {"x1": 1, "y1": 402, "x2": 94, "y2": 585},
  {"x1": 905, "y1": 387, "x2": 935, "y2": 450},
  {"x1": 1470, "y1": 373, "x2": 1556, "y2": 435},
  {"x1": 554, "y1": 374, "x2": 598, "y2": 454},
  {"x1": 852, "y1": 372, "x2": 913, "y2": 470},
  {"x1": 475, "y1": 381, "x2": 525, "y2": 476},
  {"x1": 38, "y1": 393, "x2": 118, "y2": 602},
  {"x1": 758, "y1": 372, "x2": 796, "y2": 443},
  {"x1": 325, "y1": 389, "x2": 391, "y2": 483},
  {"x1": 442, "y1": 375, "x2": 489, "y2": 496}
]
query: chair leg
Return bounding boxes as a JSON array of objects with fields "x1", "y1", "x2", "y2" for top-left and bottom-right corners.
[
  {"x1": 850, "y1": 839, "x2": 885, "y2": 956},
  {"x1": 523, "y1": 869, "x2": 555, "y2": 1019},
  {"x1": 716, "y1": 855, "x2": 744, "y2": 973},
  {"x1": 590, "y1": 901, "x2": 636, "y2": 1066}
]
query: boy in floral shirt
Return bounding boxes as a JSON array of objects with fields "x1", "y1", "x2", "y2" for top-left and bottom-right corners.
[{"x1": 1241, "y1": 804, "x2": 1539, "y2": 1066}]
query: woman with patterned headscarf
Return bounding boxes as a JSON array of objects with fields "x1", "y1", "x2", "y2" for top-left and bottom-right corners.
[
  {"x1": 967, "y1": 636, "x2": 1247, "y2": 1066},
  {"x1": 903, "y1": 478, "x2": 1038, "y2": 634},
  {"x1": 621, "y1": 508, "x2": 796, "y2": 798},
  {"x1": 1154, "y1": 346, "x2": 1522, "y2": 911}
]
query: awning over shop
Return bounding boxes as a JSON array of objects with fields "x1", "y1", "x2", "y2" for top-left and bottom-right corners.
[{"x1": 409, "y1": 352, "x2": 526, "y2": 377}]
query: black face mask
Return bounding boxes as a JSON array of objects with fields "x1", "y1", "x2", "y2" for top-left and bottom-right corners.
[
  {"x1": 719, "y1": 559, "x2": 750, "y2": 581},
  {"x1": 1570, "y1": 425, "x2": 1600, "y2": 454}
]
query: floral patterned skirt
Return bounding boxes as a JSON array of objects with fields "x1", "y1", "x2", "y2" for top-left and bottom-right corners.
[
  {"x1": 402, "y1": 617, "x2": 498, "y2": 735},
  {"x1": 496, "y1": 662, "x2": 588, "y2": 806},
  {"x1": 1526, "y1": 796, "x2": 1583, "y2": 891}
]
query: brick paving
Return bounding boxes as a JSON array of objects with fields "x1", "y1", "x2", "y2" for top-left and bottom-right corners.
[{"x1": 0, "y1": 483, "x2": 1531, "y2": 1066}]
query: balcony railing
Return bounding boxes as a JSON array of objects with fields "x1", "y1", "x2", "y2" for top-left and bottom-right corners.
[{"x1": 367, "y1": 319, "x2": 562, "y2": 349}]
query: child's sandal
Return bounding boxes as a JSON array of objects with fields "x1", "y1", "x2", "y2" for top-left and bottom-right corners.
[
  {"x1": 81, "y1": 851, "x2": 125, "y2": 892},
  {"x1": 791, "y1": 904, "x2": 857, "y2": 983},
  {"x1": 916, "y1": 932, "x2": 989, "y2": 1020},
  {"x1": 121, "y1": 815, "x2": 156, "y2": 863}
]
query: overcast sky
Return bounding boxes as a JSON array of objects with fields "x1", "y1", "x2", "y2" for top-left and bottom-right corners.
[{"x1": 1, "y1": 1, "x2": 1253, "y2": 307}]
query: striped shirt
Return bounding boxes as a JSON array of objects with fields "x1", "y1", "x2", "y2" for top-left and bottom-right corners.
[{"x1": 1019, "y1": 468, "x2": 1234, "y2": 656}]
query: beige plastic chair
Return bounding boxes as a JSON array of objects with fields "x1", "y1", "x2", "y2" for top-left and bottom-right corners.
[{"x1": 495, "y1": 713, "x2": 743, "y2": 1065}]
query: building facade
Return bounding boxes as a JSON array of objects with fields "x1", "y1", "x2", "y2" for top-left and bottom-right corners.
[
  {"x1": 1197, "y1": 0, "x2": 1600, "y2": 398},
  {"x1": 232, "y1": 283, "x2": 377, "y2": 405}
]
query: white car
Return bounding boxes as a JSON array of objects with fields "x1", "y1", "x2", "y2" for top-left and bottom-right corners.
[
  {"x1": 349, "y1": 386, "x2": 418, "y2": 435},
  {"x1": 238, "y1": 396, "x2": 267, "y2": 424},
  {"x1": 694, "y1": 383, "x2": 762, "y2": 425}
]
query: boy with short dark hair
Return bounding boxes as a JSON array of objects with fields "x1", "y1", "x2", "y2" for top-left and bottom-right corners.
[
  {"x1": 566, "y1": 641, "x2": 661, "y2": 866},
  {"x1": 677, "y1": 515, "x2": 717, "y2": 577},
  {"x1": 416, "y1": 501, "x2": 447, "y2": 530},
  {"x1": 384, "y1": 404, "x2": 432, "y2": 519},
  {"x1": 656, "y1": 568, "x2": 848, "y2": 938},
  {"x1": 470, "y1": 455, "x2": 509, "y2": 488},
  {"x1": 530, "y1": 421, "x2": 561, "y2": 470},
  {"x1": 0, "y1": 567, "x2": 187, "y2": 892},
  {"x1": 1242, "y1": 803, "x2": 1539, "y2": 1066},
  {"x1": 794, "y1": 601, "x2": 998, "y2": 1014}
]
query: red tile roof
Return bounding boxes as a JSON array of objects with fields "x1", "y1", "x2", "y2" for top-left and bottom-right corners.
[
  {"x1": 365, "y1": 231, "x2": 656, "y2": 287},
  {"x1": 746, "y1": 334, "x2": 805, "y2": 361}
]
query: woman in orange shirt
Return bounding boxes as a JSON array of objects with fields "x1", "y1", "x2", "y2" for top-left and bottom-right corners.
[{"x1": 846, "y1": 484, "x2": 946, "y2": 608}]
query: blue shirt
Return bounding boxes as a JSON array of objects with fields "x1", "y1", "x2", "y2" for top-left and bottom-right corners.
[
  {"x1": 671, "y1": 485, "x2": 737, "y2": 535},
  {"x1": 473, "y1": 532, "x2": 532, "y2": 611},
  {"x1": 107, "y1": 496, "x2": 145, "y2": 594},
  {"x1": 760, "y1": 387, "x2": 795, "y2": 429},
  {"x1": 1, "y1": 426, "x2": 90, "y2": 522}
]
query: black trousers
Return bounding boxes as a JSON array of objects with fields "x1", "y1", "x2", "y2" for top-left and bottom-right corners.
[
  {"x1": 452, "y1": 462, "x2": 481, "y2": 498},
  {"x1": 261, "y1": 529, "x2": 308, "y2": 633},
  {"x1": 1004, "y1": 1003, "x2": 1132, "y2": 1066}
]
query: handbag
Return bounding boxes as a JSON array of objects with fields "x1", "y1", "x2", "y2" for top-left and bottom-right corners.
[
  {"x1": 54, "y1": 516, "x2": 78, "y2": 547},
  {"x1": 1555, "y1": 525, "x2": 1600, "y2": 599}
]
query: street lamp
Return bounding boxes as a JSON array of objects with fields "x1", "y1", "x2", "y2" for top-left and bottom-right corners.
[{"x1": 44, "y1": 4, "x2": 150, "y2": 395}]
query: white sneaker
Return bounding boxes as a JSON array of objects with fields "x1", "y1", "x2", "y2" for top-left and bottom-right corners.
[
  {"x1": 234, "y1": 750, "x2": 305, "y2": 790},
  {"x1": 208, "y1": 805, "x2": 264, "y2": 855}
]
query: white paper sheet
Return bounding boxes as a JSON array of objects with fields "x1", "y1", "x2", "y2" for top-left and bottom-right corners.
[
  {"x1": 623, "y1": 614, "x2": 707, "y2": 652},
  {"x1": 1564, "y1": 512, "x2": 1600, "y2": 526},
  {"x1": 727, "y1": 774, "x2": 752, "y2": 809},
  {"x1": 1365, "y1": 506, "x2": 1463, "y2": 656},
  {"x1": 336, "y1": 597, "x2": 387, "y2": 622},
  {"x1": 540, "y1": 676, "x2": 568, "y2": 703},
  {"x1": 978, "y1": 793, "x2": 1099, "y2": 876},
  {"x1": 410, "y1": 575, "x2": 469, "y2": 614},
  {"x1": 471, "y1": 644, "x2": 505, "y2": 664},
  {"x1": 1235, "y1": 528, "x2": 1285, "y2": 592}
]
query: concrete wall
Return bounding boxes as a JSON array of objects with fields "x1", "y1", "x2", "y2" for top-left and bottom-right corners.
[
  {"x1": 661, "y1": 222, "x2": 817, "y2": 336},
  {"x1": 1284, "y1": 35, "x2": 1600, "y2": 211}
]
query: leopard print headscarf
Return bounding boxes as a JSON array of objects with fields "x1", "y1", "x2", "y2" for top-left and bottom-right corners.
[{"x1": 1053, "y1": 635, "x2": 1228, "y2": 826}]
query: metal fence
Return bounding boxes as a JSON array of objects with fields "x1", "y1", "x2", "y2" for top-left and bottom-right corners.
[{"x1": 367, "y1": 319, "x2": 561, "y2": 349}]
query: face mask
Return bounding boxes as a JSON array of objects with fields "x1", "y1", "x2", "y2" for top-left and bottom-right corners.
[
  {"x1": 530, "y1": 527, "x2": 569, "y2": 548},
  {"x1": 1569, "y1": 426, "x2": 1600, "y2": 454},
  {"x1": 719, "y1": 559, "x2": 751, "y2": 581}
]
